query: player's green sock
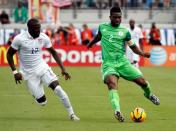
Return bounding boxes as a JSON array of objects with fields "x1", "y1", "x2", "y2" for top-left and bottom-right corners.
[
  {"x1": 109, "y1": 89, "x2": 120, "y2": 111},
  {"x1": 142, "y1": 82, "x2": 152, "y2": 98}
]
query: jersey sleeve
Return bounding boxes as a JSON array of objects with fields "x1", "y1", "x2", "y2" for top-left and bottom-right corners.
[
  {"x1": 125, "y1": 30, "x2": 132, "y2": 41},
  {"x1": 126, "y1": 30, "x2": 136, "y2": 47},
  {"x1": 11, "y1": 36, "x2": 21, "y2": 50},
  {"x1": 98, "y1": 24, "x2": 102, "y2": 34},
  {"x1": 43, "y1": 34, "x2": 52, "y2": 48}
]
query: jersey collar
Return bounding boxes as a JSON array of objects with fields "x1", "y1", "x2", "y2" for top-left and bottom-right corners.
[
  {"x1": 27, "y1": 31, "x2": 34, "y2": 39},
  {"x1": 109, "y1": 22, "x2": 121, "y2": 28}
]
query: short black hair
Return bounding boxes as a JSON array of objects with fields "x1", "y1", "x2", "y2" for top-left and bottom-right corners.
[
  {"x1": 110, "y1": 6, "x2": 122, "y2": 15},
  {"x1": 27, "y1": 18, "x2": 40, "y2": 27}
]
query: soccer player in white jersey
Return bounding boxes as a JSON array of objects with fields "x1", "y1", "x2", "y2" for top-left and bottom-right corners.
[
  {"x1": 126, "y1": 19, "x2": 143, "y2": 68},
  {"x1": 6, "y1": 18, "x2": 80, "y2": 121}
]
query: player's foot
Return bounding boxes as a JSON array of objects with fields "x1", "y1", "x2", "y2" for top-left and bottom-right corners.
[
  {"x1": 114, "y1": 111, "x2": 125, "y2": 122},
  {"x1": 70, "y1": 114, "x2": 80, "y2": 121},
  {"x1": 144, "y1": 93, "x2": 160, "y2": 105}
]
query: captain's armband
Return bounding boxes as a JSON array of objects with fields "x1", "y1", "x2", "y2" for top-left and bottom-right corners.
[
  {"x1": 127, "y1": 40, "x2": 136, "y2": 47},
  {"x1": 13, "y1": 70, "x2": 18, "y2": 75}
]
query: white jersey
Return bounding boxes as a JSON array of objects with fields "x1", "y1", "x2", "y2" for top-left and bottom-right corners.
[
  {"x1": 126, "y1": 26, "x2": 143, "y2": 64},
  {"x1": 11, "y1": 31, "x2": 52, "y2": 79}
]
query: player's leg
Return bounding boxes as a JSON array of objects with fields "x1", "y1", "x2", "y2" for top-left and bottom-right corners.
[
  {"x1": 102, "y1": 62, "x2": 124, "y2": 122},
  {"x1": 41, "y1": 68, "x2": 79, "y2": 121},
  {"x1": 133, "y1": 77, "x2": 160, "y2": 105},
  {"x1": 49, "y1": 80, "x2": 79, "y2": 121},
  {"x1": 120, "y1": 62, "x2": 160, "y2": 105},
  {"x1": 131, "y1": 60, "x2": 139, "y2": 68},
  {"x1": 25, "y1": 76, "x2": 47, "y2": 106},
  {"x1": 104, "y1": 75, "x2": 124, "y2": 122},
  {"x1": 132, "y1": 53, "x2": 139, "y2": 68}
]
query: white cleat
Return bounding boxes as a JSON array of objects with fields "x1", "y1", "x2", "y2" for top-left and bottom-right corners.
[{"x1": 70, "y1": 114, "x2": 80, "y2": 121}]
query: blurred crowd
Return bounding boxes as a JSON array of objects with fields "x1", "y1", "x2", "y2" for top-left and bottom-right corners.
[
  {"x1": 5, "y1": 22, "x2": 176, "y2": 46},
  {"x1": 1, "y1": 0, "x2": 176, "y2": 25},
  {"x1": 0, "y1": 1, "x2": 28, "y2": 24},
  {"x1": 0, "y1": 0, "x2": 175, "y2": 46},
  {"x1": 74, "y1": 0, "x2": 176, "y2": 9}
]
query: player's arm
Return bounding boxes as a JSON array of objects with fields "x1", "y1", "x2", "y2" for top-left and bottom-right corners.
[
  {"x1": 139, "y1": 38, "x2": 143, "y2": 50},
  {"x1": 87, "y1": 30, "x2": 102, "y2": 49},
  {"x1": 126, "y1": 40, "x2": 150, "y2": 58},
  {"x1": 47, "y1": 47, "x2": 71, "y2": 80},
  {"x1": 6, "y1": 47, "x2": 22, "y2": 84}
]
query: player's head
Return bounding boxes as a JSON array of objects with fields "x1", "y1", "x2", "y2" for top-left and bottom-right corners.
[
  {"x1": 27, "y1": 18, "x2": 41, "y2": 38},
  {"x1": 109, "y1": 6, "x2": 122, "y2": 27},
  {"x1": 151, "y1": 22, "x2": 156, "y2": 28},
  {"x1": 129, "y1": 19, "x2": 135, "y2": 30}
]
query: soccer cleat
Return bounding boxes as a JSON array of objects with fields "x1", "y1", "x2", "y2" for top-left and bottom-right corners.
[
  {"x1": 144, "y1": 93, "x2": 160, "y2": 105},
  {"x1": 70, "y1": 114, "x2": 80, "y2": 121},
  {"x1": 114, "y1": 111, "x2": 125, "y2": 122}
]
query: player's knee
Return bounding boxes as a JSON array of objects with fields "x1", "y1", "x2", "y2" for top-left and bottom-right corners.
[
  {"x1": 49, "y1": 80, "x2": 59, "y2": 90},
  {"x1": 107, "y1": 81, "x2": 117, "y2": 89},
  {"x1": 36, "y1": 95, "x2": 47, "y2": 106}
]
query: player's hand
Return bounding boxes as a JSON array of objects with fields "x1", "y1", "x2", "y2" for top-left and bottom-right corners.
[
  {"x1": 14, "y1": 73, "x2": 23, "y2": 84},
  {"x1": 61, "y1": 71, "x2": 71, "y2": 80},
  {"x1": 87, "y1": 45, "x2": 91, "y2": 49},
  {"x1": 143, "y1": 52, "x2": 150, "y2": 58},
  {"x1": 87, "y1": 43, "x2": 92, "y2": 49}
]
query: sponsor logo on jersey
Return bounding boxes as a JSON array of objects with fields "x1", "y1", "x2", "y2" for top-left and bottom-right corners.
[{"x1": 38, "y1": 39, "x2": 43, "y2": 44}]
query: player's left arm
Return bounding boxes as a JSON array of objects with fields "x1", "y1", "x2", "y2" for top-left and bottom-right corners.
[
  {"x1": 126, "y1": 40, "x2": 150, "y2": 58},
  {"x1": 47, "y1": 47, "x2": 71, "y2": 80}
]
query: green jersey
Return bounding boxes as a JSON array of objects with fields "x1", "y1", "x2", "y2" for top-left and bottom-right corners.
[{"x1": 99, "y1": 23, "x2": 132, "y2": 62}]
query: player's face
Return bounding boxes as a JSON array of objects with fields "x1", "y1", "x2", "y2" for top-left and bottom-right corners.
[
  {"x1": 129, "y1": 20, "x2": 135, "y2": 29},
  {"x1": 110, "y1": 13, "x2": 122, "y2": 27},
  {"x1": 28, "y1": 22, "x2": 41, "y2": 38}
]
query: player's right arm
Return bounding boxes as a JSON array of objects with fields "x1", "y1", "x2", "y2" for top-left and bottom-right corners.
[
  {"x1": 87, "y1": 30, "x2": 102, "y2": 49},
  {"x1": 6, "y1": 47, "x2": 22, "y2": 84}
]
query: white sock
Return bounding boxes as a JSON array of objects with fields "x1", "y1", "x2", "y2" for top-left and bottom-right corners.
[{"x1": 54, "y1": 85, "x2": 74, "y2": 116}]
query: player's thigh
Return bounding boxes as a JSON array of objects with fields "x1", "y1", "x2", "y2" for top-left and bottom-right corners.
[
  {"x1": 41, "y1": 68, "x2": 58, "y2": 87},
  {"x1": 25, "y1": 76, "x2": 44, "y2": 99},
  {"x1": 101, "y1": 62, "x2": 119, "y2": 82},
  {"x1": 119, "y1": 63, "x2": 143, "y2": 81}
]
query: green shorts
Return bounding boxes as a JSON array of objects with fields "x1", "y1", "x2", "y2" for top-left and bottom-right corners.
[{"x1": 101, "y1": 60, "x2": 143, "y2": 81}]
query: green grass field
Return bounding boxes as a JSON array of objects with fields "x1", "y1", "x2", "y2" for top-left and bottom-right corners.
[{"x1": 0, "y1": 67, "x2": 176, "y2": 131}]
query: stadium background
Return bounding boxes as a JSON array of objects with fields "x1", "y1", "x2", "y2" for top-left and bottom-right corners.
[
  {"x1": 0, "y1": 0, "x2": 176, "y2": 67},
  {"x1": 0, "y1": 1, "x2": 176, "y2": 131}
]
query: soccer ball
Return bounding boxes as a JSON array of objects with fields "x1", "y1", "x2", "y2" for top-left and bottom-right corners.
[{"x1": 130, "y1": 107, "x2": 146, "y2": 122}]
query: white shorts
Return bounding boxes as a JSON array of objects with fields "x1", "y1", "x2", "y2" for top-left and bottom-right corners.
[
  {"x1": 25, "y1": 68, "x2": 58, "y2": 99},
  {"x1": 126, "y1": 46, "x2": 139, "y2": 63}
]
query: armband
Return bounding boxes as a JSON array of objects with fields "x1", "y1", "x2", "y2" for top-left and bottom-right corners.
[{"x1": 13, "y1": 70, "x2": 18, "y2": 75}]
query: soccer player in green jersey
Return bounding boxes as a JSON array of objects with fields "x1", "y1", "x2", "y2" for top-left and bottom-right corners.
[{"x1": 87, "y1": 6, "x2": 160, "y2": 122}]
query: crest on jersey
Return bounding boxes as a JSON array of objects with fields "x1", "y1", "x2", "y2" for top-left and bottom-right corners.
[
  {"x1": 118, "y1": 31, "x2": 123, "y2": 36},
  {"x1": 38, "y1": 39, "x2": 43, "y2": 44}
]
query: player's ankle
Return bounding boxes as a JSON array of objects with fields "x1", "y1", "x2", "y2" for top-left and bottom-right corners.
[{"x1": 144, "y1": 92, "x2": 151, "y2": 98}]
